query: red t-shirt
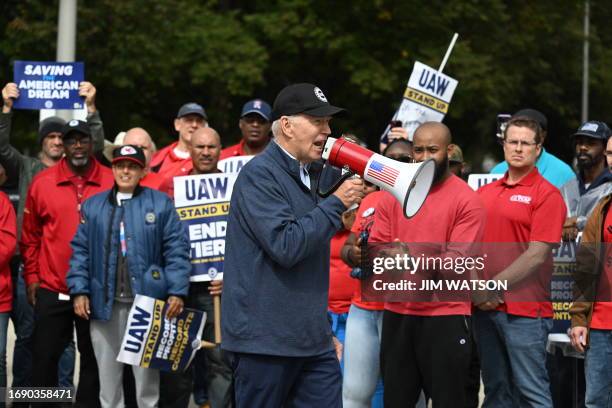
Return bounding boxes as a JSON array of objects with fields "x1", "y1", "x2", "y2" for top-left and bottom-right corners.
[
  {"x1": 328, "y1": 229, "x2": 358, "y2": 314},
  {"x1": 590, "y1": 207, "x2": 612, "y2": 329},
  {"x1": 369, "y1": 175, "x2": 486, "y2": 316},
  {"x1": 350, "y1": 191, "x2": 385, "y2": 311},
  {"x1": 477, "y1": 168, "x2": 566, "y2": 318}
]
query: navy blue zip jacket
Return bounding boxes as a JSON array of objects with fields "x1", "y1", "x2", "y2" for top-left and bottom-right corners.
[
  {"x1": 67, "y1": 185, "x2": 191, "y2": 321},
  {"x1": 221, "y1": 141, "x2": 347, "y2": 357}
]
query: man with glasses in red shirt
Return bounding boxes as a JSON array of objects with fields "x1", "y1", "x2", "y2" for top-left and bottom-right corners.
[{"x1": 476, "y1": 115, "x2": 566, "y2": 407}]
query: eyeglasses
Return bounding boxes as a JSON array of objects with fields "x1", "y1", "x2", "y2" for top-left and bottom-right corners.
[{"x1": 503, "y1": 139, "x2": 538, "y2": 148}]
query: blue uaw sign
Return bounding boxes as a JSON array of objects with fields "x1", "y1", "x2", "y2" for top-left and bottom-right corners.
[
  {"x1": 217, "y1": 155, "x2": 253, "y2": 174},
  {"x1": 13, "y1": 60, "x2": 84, "y2": 110},
  {"x1": 174, "y1": 173, "x2": 236, "y2": 281},
  {"x1": 117, "y1": 295, "x2": 206, "y2": 372}
]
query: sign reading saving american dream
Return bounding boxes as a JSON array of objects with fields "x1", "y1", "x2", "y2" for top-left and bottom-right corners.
[
  {"x1": 117, "y1": 295, "x2": 205, "y2": 372},
  {"x1": 217, "y1": 155, "x2": 253, "y2": 174},
  {"x1": 174, "y1": 173, "x2": 237, "y2": 281},
  {"x1": 13, "y1": 61, "x2": 84, "y2": 110}
]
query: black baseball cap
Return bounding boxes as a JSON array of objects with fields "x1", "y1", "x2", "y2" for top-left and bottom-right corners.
[
  {"x1": 512, "y1": 109, "x2": 547, "y2": 131},
  {"x1": 177, "y1": 103, "x2": 207, "y2": 120},
  {"x1": 270, "y1": 83, "x2": 346, "y2": 121},
  {"x1": 572, "y1": 121, "x2": 612, "y2": 141},
  {"x1": 62, "y1": 119, "x2": 91, "y2": 139},
  {"x1": 112, "y1": 144, "x2": 146, "y2": 168}
]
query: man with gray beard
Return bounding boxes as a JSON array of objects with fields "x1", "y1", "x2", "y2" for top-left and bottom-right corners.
[{"x1": 20, "y1": 120, "x2": 113, "y2": 407}]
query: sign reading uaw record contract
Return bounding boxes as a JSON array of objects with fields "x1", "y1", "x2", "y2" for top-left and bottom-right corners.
[{"x1": 173, "y1": 173, "x2": 238, "y2": 282}]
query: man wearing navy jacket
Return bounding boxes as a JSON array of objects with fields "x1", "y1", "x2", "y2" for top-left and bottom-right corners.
[{"x1": 222, "y1": 83, "x2": 365, "y2": 408}]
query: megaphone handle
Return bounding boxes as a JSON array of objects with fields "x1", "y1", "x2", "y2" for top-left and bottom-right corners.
[{"x1": 318, "y1": 170, "x2": 355, "y2": 198}]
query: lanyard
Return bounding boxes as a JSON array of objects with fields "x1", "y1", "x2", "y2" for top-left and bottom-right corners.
[{"x1": 120, "y1": 221, "x2": 127, "y2": 257}]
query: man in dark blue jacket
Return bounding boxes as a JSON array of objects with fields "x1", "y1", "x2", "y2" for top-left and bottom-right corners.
[
  {"x1": 221, "y1": 83, "x2": 365, "y2": 408},
  {"x1": 67, "y1": 145, "x2": 191, "y2": 408}
]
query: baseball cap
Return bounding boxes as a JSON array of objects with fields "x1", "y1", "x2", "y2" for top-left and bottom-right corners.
[
  {"x1": 177, "y1": 103, "x2": 207, "y2": 120},
  {"x1": 112, "y1": 144, "x2": 146, "y2": 168},
  {"x1": 241, "y1": 99, "x2": 272, "y2": 121},
  {"x1": 38, "y1": 116, "x2": 66, "y2": 144},
  {"x1": 572, "y1": 121, "x2": 612, "y2": 140},
  {"x1": 270, "y1": 83, "x2": 346, "y2": 122},
  {"x1": 62, "y1": 119, "x2": 91, "y2": 139},
  {"x1": 512, "y1": 109, "x2": 547, "y2": 131},
  {"x1": 448, "y1": 144, "x2": 464, "y2": 164}
]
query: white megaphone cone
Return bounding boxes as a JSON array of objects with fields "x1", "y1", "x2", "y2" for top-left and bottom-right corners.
[{"x1": 322, "y1": 137, "x2": 435, "y2": 218}]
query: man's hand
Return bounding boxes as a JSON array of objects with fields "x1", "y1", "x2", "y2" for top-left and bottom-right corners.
[
  {"x1": 333, "y1": 178, "x2": 365, "y2": 209},
  {"x1": 562, "y1": 216, "x2": 578, "y2": 242},
  {"x1": 387, "y1": 126, "x2": 409, "y2": 143},
  {"x1": 73, "y1": 295, "x2": 90, "y2": 320},
  {"x1": 347, "y1": 236, "x2": 363, "y2": 266},
  {"x1": 209, "y1": 280, "x2": 223, "y2": 296},
  {"x1": 333, "y1": 336, "x2": 343, "y2": 362},
  {"x1": 2, "y1": 83, "x2": 19, "y2": 113},
  {"x1": 166, "y1": 295, "x2": 184, "y2": 319},
  {"x1": 570, "y1": 326, "x2": 588, "y2": 353},
  {"x1": 79, "y1": 81, "x2": 97, "y2": 113},
  {"x1": 26, "y1": 282, "x2": 40, "y2": 307}
]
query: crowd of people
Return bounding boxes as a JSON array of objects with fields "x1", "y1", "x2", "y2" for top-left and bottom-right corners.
[{"x1": 0, "y1": 78, "x2": 611, "y2": 408}]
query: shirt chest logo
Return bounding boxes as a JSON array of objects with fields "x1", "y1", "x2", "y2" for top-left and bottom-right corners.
[{"x1": 509, "y1": 194, "x2": 532, "y2": 204}]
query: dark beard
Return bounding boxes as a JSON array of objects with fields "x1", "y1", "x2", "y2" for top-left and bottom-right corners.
[
  {"x1": 576, "y1": 153, "x2": 594, "y2": 170},
  {"x1": 433, "y1": 159, "x2": 449, "y2": 184}
]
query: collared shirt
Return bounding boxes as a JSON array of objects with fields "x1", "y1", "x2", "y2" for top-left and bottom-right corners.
[
  {"x1": 274, "y1": 141, "x2": 311, "y2": 189},
  {"x1": 478, "y1": 167, "x2": 566, "y2": 318},
  {"x1": 220, "y1": 139, "x2": 248, "y2": 160},
  {"x1": 490, "y1": 148, "x2": 576, "y2": 189},
  {"x1": 20, "y1": 158, "x2": 114, "y2": 294}
]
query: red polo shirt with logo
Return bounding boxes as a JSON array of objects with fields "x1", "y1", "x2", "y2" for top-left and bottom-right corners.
[
  {"x1": 20, "y1": 158, "x2": 114, "y2": 295},
  {"x1": 477, "y1": 168, "x2": 566, "y2": 318},
  {"x1": 369, "y1": 175, "x2": 486, "y2": 316}
]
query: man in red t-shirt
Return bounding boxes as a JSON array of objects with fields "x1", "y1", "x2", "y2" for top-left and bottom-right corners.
[
  {"x1": 476, "y1": 116, "x2": 566, "y2": 407},
  {"x1": 570, "y1": 139, "x2": 612, "y2": 405},
  {"x1": 151, "y1": 102, "x2": 207, "y2": 180},
  {"x1": 20, "y1": 120, "x2": 114, "y2": 406},
  {"x1": 220, "y1": 99, "x2": 272, "y2": 160},
  {"x1": 369, "y1": 122, "x2": 485, "y2": 407}
]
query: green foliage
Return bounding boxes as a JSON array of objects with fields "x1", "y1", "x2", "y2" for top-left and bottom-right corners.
[{"x1": 1, "y1": 0, "x2": 609, "y2": 168}]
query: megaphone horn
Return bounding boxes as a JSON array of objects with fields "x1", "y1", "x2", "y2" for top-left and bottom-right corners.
[{"x1": 322, "y1": 137, "x2": 435, "y2": 218}]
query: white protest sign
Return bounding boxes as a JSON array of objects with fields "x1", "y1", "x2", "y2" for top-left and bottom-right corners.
[
  {"x1": 217, "y1": 155, "x2": 253, "y2": 174},
  {"x1": 467, "y1": 174, "x2": 501, "y2": 191},
  {"x1": 174, "y1": 173, "x2": 237, "y2": 282}
]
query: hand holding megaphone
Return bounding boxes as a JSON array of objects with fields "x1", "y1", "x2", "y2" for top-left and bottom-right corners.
[{"x1": 333, "y1": 177, "x2": 365, "y2": 209}]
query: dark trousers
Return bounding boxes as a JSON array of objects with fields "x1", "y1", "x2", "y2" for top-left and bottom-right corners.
[
  {"x1": 229, "y1": 350, "x2": 342, "y2": 408},
  {"x1": 464, "y1": 323, "x2": 481, "y2": 408},
  {"x1": 159, "y1": 282, "x2": 233, "y2": 408},
  {"x1": 380, "y1": 311, "x2": 472, "y2": 408},
  {"x1": 547, "y1": 349, "x2": 586, "y2": 408},
  {"x1": 31, "y1": 287, "x2": 100, "y2": 408}
]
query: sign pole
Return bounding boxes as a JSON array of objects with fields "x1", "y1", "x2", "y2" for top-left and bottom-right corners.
[{"x1": 438, "y1": 33, "x2": 459, "y2": 73}]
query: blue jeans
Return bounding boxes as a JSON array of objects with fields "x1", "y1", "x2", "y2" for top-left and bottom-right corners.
[
  {"x1": 328, "y1": 311, "x2": 348, "y2": 373},
  {"x1": 342, "y1": 304, "x2": 384, "y2": 408},
  {"x1": 585, "y1": 329, "x2": 612, "y2": 408},
  {"x1": 474, "y1": 310, "x2": 553, "y2": 408}
]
